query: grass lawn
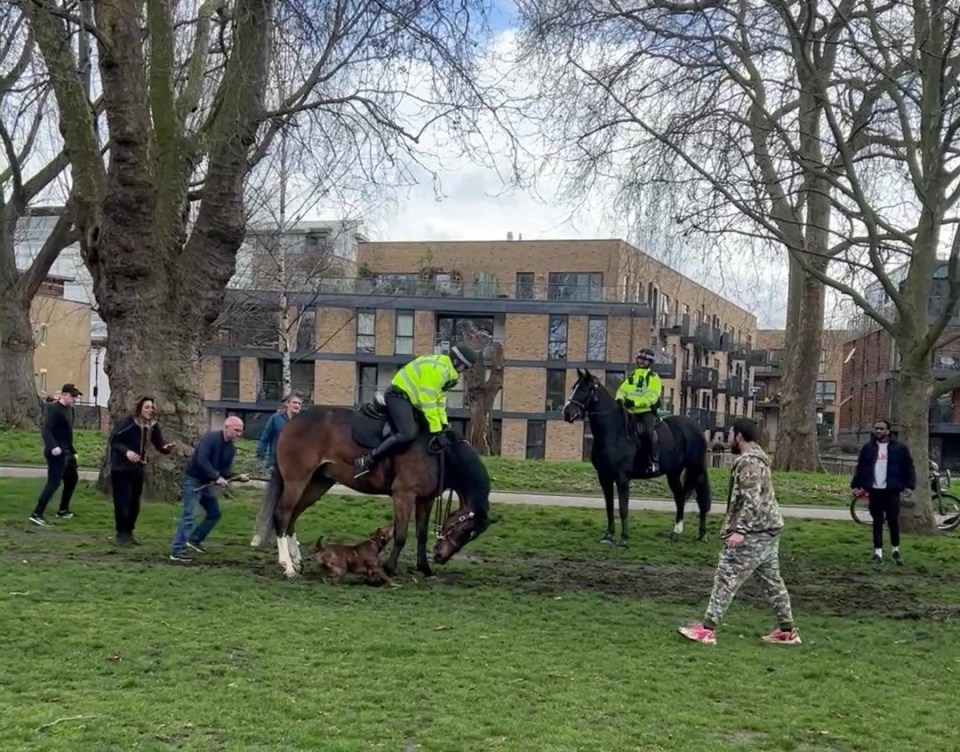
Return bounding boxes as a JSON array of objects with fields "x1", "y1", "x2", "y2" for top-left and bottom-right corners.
[
  {"x1": 2, "y1": 477, "x2": 958, "y2": 752},
  {"x1": 0, "y1": 428, "x2": 852, "y2": 507}
]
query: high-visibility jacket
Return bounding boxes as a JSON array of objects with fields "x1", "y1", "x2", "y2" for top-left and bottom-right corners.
[
  {"x1": 616, "y1": 367, "x2": 662, "y2": 413},
  {"x1": 391, "y1": 354, "x2": 459, "y2": 433}
]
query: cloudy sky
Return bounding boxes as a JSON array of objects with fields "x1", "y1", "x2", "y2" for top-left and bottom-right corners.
[{"x1": 288, "y1": 3, "x2": 853, "y2": 331}]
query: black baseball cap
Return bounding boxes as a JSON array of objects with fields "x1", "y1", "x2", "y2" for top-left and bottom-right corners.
[{"x1": 61, "y1": 383, "x2": 83, "y2": 397}]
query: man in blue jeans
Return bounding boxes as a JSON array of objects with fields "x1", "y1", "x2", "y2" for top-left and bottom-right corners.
[{"x1": 170, "y1": 416, "x2": 247, "y2": 562}]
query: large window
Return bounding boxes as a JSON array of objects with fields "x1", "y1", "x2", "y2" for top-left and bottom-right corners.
[
  {"x1": 548, "y1": 315, "x2": 568, "y2": 360},
  {"x1": 395, "y1": 311, "x2": 414, "y2": 355},
  {"x1": 260, "y1": 360, "x2": 284, "y2": 402},
  {"x1": 605, "y1": 370, "x2": 625, "y2": 395},
  {"x1": 516, "y1": 272, "x2": 534, "y2": 299},
  {"x1": 437, "y1": 315, "x2": 494, "y2": 346},
  {"x1": 526, "y1": 420, "x2": 546, "y2": 460},
  {"x1": 356, "y1": 310, "x2": 376, "y2": 353},
  {"x1": 547, "y1": 272, "x2": 603, "y2": 301},
  {"x1": 357, "y1": 363, "x2": 377, "y2": 405},
  {"x1": 815, "y1": 380, "x2": 837, "y2": 406},
  {"x1": 545, "y1": 369, "x2": 567, "y2": 412},
  {"x1": 587, "y1": 316, "x2": 607, "y2": 361},
  {"x1": 220, "y1": 357, "x2": 240, "y2": 401},
  {"x1": 290, "y1": 361, "x2": 314, "y2": 401}
]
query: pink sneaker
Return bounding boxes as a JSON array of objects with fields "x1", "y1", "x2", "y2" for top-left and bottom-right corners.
[
  {"x1": 678, "y1": 623, "x2": 717, "y2": 645},
  {"x1": 762, "y1": 628, "x2": 802, "y2": 645}
]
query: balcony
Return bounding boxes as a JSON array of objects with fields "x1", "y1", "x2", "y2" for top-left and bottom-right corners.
[
  {"x1": 661, "y1": 313, "x2": 692, "y2": 337},
  {"x1": 719, "y1": 376, "x2": 746, "y2": 397},
  {"x1": 433, "y1": 333, "x2": 505, "y2": 355},
  {"x1": 746, "y1": 349, "x2": 768, "y2": 368},
  {"x1": 682, "y1": 366, "x2": 719, "y2": 391},
  {"x1": 341, "y1": 276, "x2": 627, "y2": 303},
  {"x1": 651, "y1": 355, "x2": 677, "y2": 380},
  {"x1": 753, "y1": 388, "x2": 780, "y2": 410},
  {"x1": 687, "y1": 407, "x2": 718, "y2": 432},
  {"x1": 753, "y1": 352, "x2": 783, "y2": 376},
  {"x1": 693, "y1": 323, "x2": 724, "y2": 350},
  {"x1": 730, "y1": 344, "x2": 751, "y2": 362}
]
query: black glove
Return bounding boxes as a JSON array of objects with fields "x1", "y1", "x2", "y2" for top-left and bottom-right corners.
[{"x1": 429, "y1": 432, "x2": 451, "y2": 452}]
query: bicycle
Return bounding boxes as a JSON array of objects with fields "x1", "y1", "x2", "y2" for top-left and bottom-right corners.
[{"x1": 850, "y1": 468, "x2": 960, "y2": 533}]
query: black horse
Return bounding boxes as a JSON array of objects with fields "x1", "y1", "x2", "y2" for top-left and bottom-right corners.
[{"x1": 562, "y1": 368, "x2": 712, "y2": 546}]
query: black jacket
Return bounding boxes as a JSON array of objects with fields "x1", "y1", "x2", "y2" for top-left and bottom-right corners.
[
  {"x1": 41, "y1": 401, "x2": 75, "y2": 459},
  {"x1": 851, "y1": 439, "x2": 916, "y2": 493},
  {"x1": 109, "y1": 416, "x2": 171, "y2": 474}
]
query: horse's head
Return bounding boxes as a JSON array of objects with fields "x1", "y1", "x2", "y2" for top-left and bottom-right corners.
[
  {"x1": 432, "y1": 439, "x2": 492, "y2": 565},
  {"x1": 433, "y1": 501, "x2": 491, "y2": 564},
  {"x1": 562, "y1": 368, "x2": 602, "y2": 423}
]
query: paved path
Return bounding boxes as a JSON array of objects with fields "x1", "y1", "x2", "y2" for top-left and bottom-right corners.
[{"x1": 0, "y1": 464, "x2": 849, "y2": 521}]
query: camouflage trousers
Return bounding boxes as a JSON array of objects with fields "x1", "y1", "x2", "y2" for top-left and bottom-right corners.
[{"x1": 705, "y1": 533, "x2": 794, "y2": 628}]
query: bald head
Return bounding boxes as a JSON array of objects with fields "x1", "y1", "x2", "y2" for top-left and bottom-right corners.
[{"x1": 222, "y1": 416, "x2": 244, "y2": 442}]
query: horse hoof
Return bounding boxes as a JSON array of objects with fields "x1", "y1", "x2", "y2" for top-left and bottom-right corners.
[
  {"x1": 600, "y1": 533, "x2": 615, "y2": 544},
  {"x1": 283, "y1": 568, "x2": 299, "y2": 581},
  {"x1": 697, "y1": 535, "x2": 709, "y2": 544},
  {"x1": 615, "y1": 538, "x2": 628, "y2": 549},
  {"x1": 668, "y1": 532, "x2": 680, "y2": 543}
]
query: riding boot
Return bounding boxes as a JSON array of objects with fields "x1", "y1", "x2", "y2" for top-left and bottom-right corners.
[
  {"x1": 648, "y1": 434, "x2": 660, "y2": 474},
  {"x1": 353, "y1": 435, "x2": 402, "y2": 478}
]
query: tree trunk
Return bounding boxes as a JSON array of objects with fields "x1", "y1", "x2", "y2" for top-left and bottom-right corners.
[
  {"x1": 894, "y1": 360, "x2": 938, "y2": 535},
  {"x1": 0, "y1": 295, "x2": 42, "y2": 428},
  {"x1": 95, "y1": 299, "x2": 208, "y2": 499},
  {"x1": 773, "y1": 255, "x2": 824, "y2": 471}
]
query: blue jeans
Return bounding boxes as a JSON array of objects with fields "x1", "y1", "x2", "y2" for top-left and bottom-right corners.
[{"x1": 171, "y1": 476, "x2": 223, "y2": 555}]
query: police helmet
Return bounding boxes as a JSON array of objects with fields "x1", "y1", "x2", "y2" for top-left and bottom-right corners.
[
  {"x1": 450, "y1": 344, "x2": 479, "y2": 370},
  {"x1": 636, "y1": 347, "x2": 656, "y2": 362}
]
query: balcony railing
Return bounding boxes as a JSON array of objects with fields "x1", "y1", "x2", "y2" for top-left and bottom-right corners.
[
  {"x1": 661, "y1": 314, "x2": 692, "y2": 337},
  {"x1": 754, "y1": 389, "x2": 781, "y2": 409},
  {"x1": 687, "y1": 407, "x2": 718, "y2": 431},
  {"x1": 322, "y1": 276, "x2": 634, "y2": 303},
  {"x1": 682, "y1": 366, "x2": 719, "y2": 390},
  {"x1": 720, "y1": 376, "x2": 746, "y2": 397}
]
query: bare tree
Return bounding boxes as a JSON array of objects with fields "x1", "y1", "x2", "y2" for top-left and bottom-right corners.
[
  {"x1": 517, "y1": 0, "x2": 960, "y2": 532},
  {"x1": 0, "y1": 6, "x2": 78, "y2": 427},
  {"x1": 21, "y1": 0, "x2": 514, "y2": 492},
  {"x1": 442, "y1": 319, "x2": 504, "y2": 455}
]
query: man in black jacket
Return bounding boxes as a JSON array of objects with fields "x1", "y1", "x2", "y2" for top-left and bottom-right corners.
[
  {"x1": 851, "y1": 419, "x2": 916, "y2": 565},
  {"x1": 30, "y1": 384, "x2": 82, "y2": 526}
]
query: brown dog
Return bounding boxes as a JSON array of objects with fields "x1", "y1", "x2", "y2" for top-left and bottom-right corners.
[{"x1": 312, "y1": 526, "x2": 394, "y2": 586}]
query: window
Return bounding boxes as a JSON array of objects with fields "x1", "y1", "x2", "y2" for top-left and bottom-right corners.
[
  {"x1": 356, "y1": 310, "x2": 375, "y2": 353},
  {"x1": 395, "y1": 311, "x2": 414, "y2": 355},
  {"x1": 296, "y1": 310, "x2": 316, "y2": 352},
  {"x1": 815, "y1": 381, "x2": 837, "y2": 406},
  {"x1": 605, "y1": 370, "x2": 625, "y2": 394},
  {"x1": 586, "y1": 316, "x2": 607, "y2": 362},
  {"x1": 220, "y1": 357, "x2": 240, "y2": 401},
  {"x1": 526, "y1": 420, "x2": 546, "y2": 460},
  {"x1": 37, "y1": 323, "x2": 48, "y2": 347},
  {"x1": 291, "y1": 361, "x2": 314, "y2": 401},
  {"x1": 357, "y1": 363, "x2": 377, "y2": 404},
  {"x1": 516, "y1": 272, "x2": 534, "y2": 299},
  {"x1": 545, "y1": 369, "x2": 567, "y2": 412},
  {"x1": 260, "y1": 360, "x2": 284, "y2": 402},
  {"x1": 37, "y1": 369, "x2": 47, "y2": 393},
  {"x1": 818, "y1": 349, "x2": 827, "y2": 375},
  {"x1": 547, "y1": 272, "x2": 603, "y2": 301},
  {"x1": 548, "y1": 314, "x2": 568, "y2": 360}
]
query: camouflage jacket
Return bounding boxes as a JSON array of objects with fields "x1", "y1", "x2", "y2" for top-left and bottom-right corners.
[{"x1": 721, "y1": 445, "x2": 784, "y2": 537}]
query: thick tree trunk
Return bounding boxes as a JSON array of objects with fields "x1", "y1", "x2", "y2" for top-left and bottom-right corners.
[
  {"x1": 0, "y1": 295, "x2": 42, "y2": 428},
  {"x1": 894, "y1": 360, "x2": 938, "y2": 535},
  {"x1": 95, "y1": 299, "x2": 208, "y2": 499},
  {"x1": 773, "y1": 255, "x2": 824, "y2": 471}
]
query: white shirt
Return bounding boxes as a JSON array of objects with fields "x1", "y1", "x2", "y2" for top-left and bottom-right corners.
[{"x1": 874, "y1": 441, "x2": 889, "y2": 489}]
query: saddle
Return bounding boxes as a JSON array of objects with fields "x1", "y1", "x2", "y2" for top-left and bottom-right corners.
[{"x1": 351, "y1": 393, "x2": 395, "y2": 449}]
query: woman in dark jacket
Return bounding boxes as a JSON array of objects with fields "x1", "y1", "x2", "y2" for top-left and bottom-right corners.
[{"x1": 109, "y1": 396, "x2": 176, "y2": 545}]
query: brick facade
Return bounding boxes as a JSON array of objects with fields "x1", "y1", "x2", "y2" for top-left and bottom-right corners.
[{"x1": 202, "y1": 237, "x2": 763, "y2": 461}]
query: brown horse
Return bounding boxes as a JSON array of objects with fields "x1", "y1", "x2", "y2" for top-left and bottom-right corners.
[{"x1": 251, "y1": 399, "x2": 492, "y2": 579}]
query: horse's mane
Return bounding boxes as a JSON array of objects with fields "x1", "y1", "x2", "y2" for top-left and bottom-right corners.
[{"x1": 444, "y1": 440, "x2": 491, "y2": 517}]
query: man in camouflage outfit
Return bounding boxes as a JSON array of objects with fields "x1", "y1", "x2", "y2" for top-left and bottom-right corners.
[{"x1": 678, "y1": 417, "x2": 802, "y2": 646}]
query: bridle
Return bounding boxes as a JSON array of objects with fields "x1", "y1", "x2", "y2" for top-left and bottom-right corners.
[
  {"x1": 430, "y1": 438, "x2": 476, "y2": 543},
  {"x1": 565, "y1": 380, "x2": 611, "y2": 421}
]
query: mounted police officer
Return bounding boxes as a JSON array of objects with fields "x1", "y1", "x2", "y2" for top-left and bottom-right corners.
[
  {"x1": 353, "y1": 343, "x2": 479, "y2": 478},
  {"x1": 615, "y1": 347, "x2": 663, "y2": 473}
]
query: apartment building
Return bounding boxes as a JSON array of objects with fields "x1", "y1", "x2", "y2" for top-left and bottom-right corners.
[
  {"x1": 31, "y1": 275, "x2": 93, "y2": 400},
  {"x1": 201, "y1": 237, "x2": 761, "y2": 460},
  {"x1": 750, "y1": 329, "x2": 851, "y2": 450}
]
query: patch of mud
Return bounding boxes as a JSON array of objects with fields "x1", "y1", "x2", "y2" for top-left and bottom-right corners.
[{"x1": 2, "y1": 529, "x2": 956, "y2": 621}]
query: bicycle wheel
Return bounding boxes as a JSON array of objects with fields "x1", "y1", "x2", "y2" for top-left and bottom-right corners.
[
  {"x1": 849, "y1": 496, "x2": 872, "y2": 526},
  {"x1": 935, "y1": 492, "x2": 960, "y2": 532}
]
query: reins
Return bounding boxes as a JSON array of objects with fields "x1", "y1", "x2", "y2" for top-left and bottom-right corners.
[{"x1": 432, "y1": 441, "x2": 456, "y2": 539}]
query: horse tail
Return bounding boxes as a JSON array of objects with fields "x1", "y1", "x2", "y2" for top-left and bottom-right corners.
[
  {"x1": 679, "y1": 421, "x2": 709, "y2": 499},
  {"x1": 253, "y1": 469, "x2": 284, "y2": 548}
]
